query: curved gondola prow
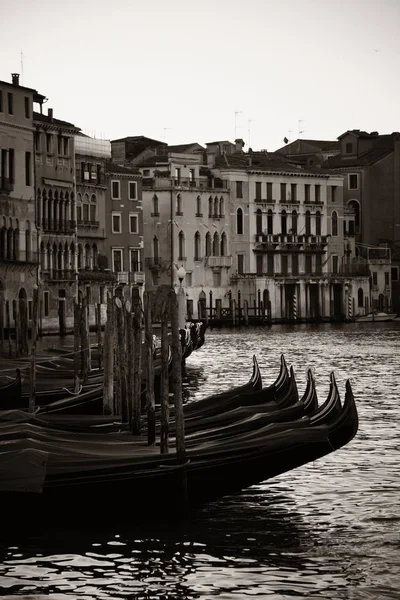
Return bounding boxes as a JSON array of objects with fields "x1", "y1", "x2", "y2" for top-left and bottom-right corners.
[
  {"x1": 301, "y1": 368, "x2": 319, "y2": 415},
  {"x1": 250, "y1": 355, "x2": 263, "y2": 391},
  {"x1": 0, "y1": 369, "x2": 22, "y2": 410},
  {"x1": 327, "y1": 379, "x2": 359, "y2": 450}
]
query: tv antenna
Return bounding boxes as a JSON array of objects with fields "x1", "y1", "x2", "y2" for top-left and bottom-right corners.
[
  {"x1": 20, "y1": 51, "x2": 24, "y2": 85},
  {"x1": 163, "y1": 127, "x2": 172, "y2": 143},
  {"x1": 234, "y1": 110, "x2": 242, "y2": 139},
  {"x1": 248, "y1": 119, "x2": 255, "y2": 148},
  {"x1": 298, "y1": 120, "x2": 305, "y2": 137}
]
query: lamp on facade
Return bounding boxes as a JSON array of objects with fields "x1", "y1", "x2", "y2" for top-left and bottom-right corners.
[{"x1": 177, "y1": 266, "x2": 186, "y2": 287}]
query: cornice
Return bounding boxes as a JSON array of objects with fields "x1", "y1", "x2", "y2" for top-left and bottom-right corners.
[{"x1": 0, "y1": 119, "x2": 34, "y2": 134}]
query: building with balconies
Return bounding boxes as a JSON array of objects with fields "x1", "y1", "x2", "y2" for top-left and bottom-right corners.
[
  {"x1": 214, "y1": 149, "x2": 370, "y2": 322},
  {"x1": 0, "y1": 73, "x2": 46, "y2": 343}
]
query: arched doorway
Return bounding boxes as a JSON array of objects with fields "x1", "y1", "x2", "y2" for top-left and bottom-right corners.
[
  {"x1": 198, "y1": 290, "x2": 206, "y2": 320},
  {"x1": 18, "y1": 288, "x2": 28, "y2": 355},
  {"x1": 58, "y1": 289, "x2": 67, "y2": 335}
]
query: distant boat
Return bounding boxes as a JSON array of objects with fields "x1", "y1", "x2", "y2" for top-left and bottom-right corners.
[{"x1": 356, "y1": 312, "x2": 397, "y2": 323}]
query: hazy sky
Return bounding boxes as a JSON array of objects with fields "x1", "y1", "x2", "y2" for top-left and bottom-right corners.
[{"x1": 1, "y1": 0, "x2": 399, "y2": 151}]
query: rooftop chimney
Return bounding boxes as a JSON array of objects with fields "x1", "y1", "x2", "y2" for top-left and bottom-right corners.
[
  {"x1": 235, "y1": 138, "x2": 245, "y2": 153},
  {"x1": 48, "y1": 108, "x2": 53, "y2": 121},
  {"x1": 11, "y1": 73, "x2": 20, "y2": 86}
]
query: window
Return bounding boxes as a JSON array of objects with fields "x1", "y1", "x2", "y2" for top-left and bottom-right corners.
[
  {"x1": 280, "y1": 183, "x2": 286, "y2": 202},
  {"x1": 63, "y1": 137, "x2": 68, "y2": 155},
  {"x1": 373, "y1": 272, "x2": 377, "y2": 286},
  {"x1": 266, "y1": 182, "x2": 273, "y2": 201},
  {"x1": 208, "y1": 197, "x2": 213, "y2": 217},
  {"x1": 236, "y1": 181, "x2": 243, "y2": 198},
  {"x1": 331, "y1": 211, "x2": 338, "y2": 236},
  {"x1": 212, "y1": 232, "x2": 219, "y2": 256},
  {"x1": 236, "y1": 208, "x2": 243, "y2": 234},
  {"x1": 391, "y1": 267, "x2": 398, "y2": 281},
  {"x1": 86, "y1": 286, "x2": 92, "y2": 304},
  {"x1": 315, "y1": 185, "x2": 321, "y2": 203},
  {"x1": 220, "y1": 232, "x2": 227, "y2": 256},
  {"x1": 24, "y1": 97, "x2": 30, "y2": 118},
  {"x1": 90, "y1": 204, "x2": 96, "y2": 222},
  {"x1": 237, "y1": 254, "x2": 244, "y2": 274},
  {"x1": 8, "y1": 149, "x2": 14, "y2": 183},
  {"x1": 46, "y1": 134, "x2": 52, "y2": 153},
  {"x1": 305, "y1": 255, "x2": 312, "y2": 273},
  {"x1": 349, "y1": 174, "x2": 358, "y2": 190},
  {"x1": 186, "y1": 272, "x2": 192, "y2": 287},
  {"x1": 151, "y1": 194, "x2": 159, "y2": 216},
  {"x1": 316, "y1": 211, "x2": 321, "y2": 236},
  {"x1": 291, "y1": 183, "x2": 297, "y2": 202},
  {"x1": 130, "y1": 248, "x2": 141, "y2": 272},
  {"x1": 112, "y1": 248, "x2": 123, "y2": 272},
  {"x1": 205, "y1": 232, "x2": 211, "y2": 256},
  {"x1": 83, "y1": 203, "x2": 89, "y2": 222},
  {"x1": 175, "y1": 167, "x2": 181, "y2": 183},
  {"x1": 358, "y1": 288, "x2": 364, "y2": 307},
  {"x1": 35, "y1": 132, "x2": 40, "y2": 152},
  {"x1": 331, "y1": 186, "x2": 337, "y2": 202},
  {"x1": 267, "y1": 254, "x2": 274, "y2": 275},
  {"x1": 143, "y1": 169, "x2": 150, "y2": 177},
  {"x1": 281, "y1": 210, "x2": 287, "y2": 235},
  {"x1": 189, "y1": 168, "x2": 195, "y2": 183},
  {"x1": 256, "y1": 209, "x2": 262, "y2": 235},
  {"x1": 267, "y1": 209, "x2": 273, "y2": 234},
  {"x1": 291, "y1": 210, "x2": 297, "y2": 234},
  {"x1": 96, "y1": 164, "x2": 101, "y2": 182},
  {"x1": 315, "y1": 254, "x2": 322, "y2": 274},
  {"x1": 219, "y1": 197, "x2": 224, "y2": 217},
  {"x1": 332, "y1": 255, "x2": 338, "y2": 273},
  {"x1": 111, "y1": 180, "x2": 120, "y2": 199},
  {"x1": 25, "y1": 152, "x2": 31, "y2": 186},
  {"x1": 292, "y1": 254, "x2": 299, "y2": 275},
  {"x1": 346, "y1": 142, "x2": 353, "y2": 154},
  {"x1": 129, "y1": 213, "x2": 138, "y2": 234},
  {"x1": 100, "y1": 286, "x2": 105, "y2": 304},
  {"x1": 129, "y1": 181, "x2": 137, "y2": 200},
  {"x1": 0, "y1": 90, "x2": 3, "y2": 112},
  {"x1": 255, "y1": 182, "x2": 262, "y2": 201},
  {"x1": 348, "y1": 200, "x2": 360, "y2": 233},
  {"x1": 112, "y1": 212, "x2": 122, "y2": 233},
  {"x1": 281, "y1": 255, "x2": 288, "y2": 275},
  {"x1": 385, "y1": 272, "x2": 389, "y2": 286},
  {"x1": 196, "y1": 195, "x2": 202, "y2": 216},
  {"x1": 178, "y1": 231, "x2": 185, "y2": 260},
  {"x1": 153, "y1": 236, "x2": 159, "y2": 260},
  {"x1": 43, "y1": 291, "x2": 49, "y2": 317},
  {"x1": 305, "y1": 211, "x2": 311, "y2": 236},
  {"x1": 304, "y1": 184, "x2": 310, "y2": 203},
  {"x1": 58, "y1": 136, "x2": 62, "y2": 155},
  {"x1": 7, "y1": 92, "x2": 13, "y2": 115},
  {"x1": 28, "y1": 300, "x2": 32, "y2": 320},
  {"x1": 77, "y1": 205, "x2": 82, "y2": 222},
  {"x1": 194, "y1": 231, "x2": 201, "y2": 261},
  {"x1": 213, "y1": 271, "x2": 221, "y2": 287},
  {"x1": 176, "y1": 194, "x2": 183, "y2": 215}
]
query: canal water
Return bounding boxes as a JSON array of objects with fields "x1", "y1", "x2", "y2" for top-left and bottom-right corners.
[{"x1": 0, "y1": 323, "x2": 399, "y2": 599}]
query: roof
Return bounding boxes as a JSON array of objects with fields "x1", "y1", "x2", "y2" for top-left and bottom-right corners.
[
  {"x1": 206, "y1": 140, "x2": 234, "y2": 146},
  {"x1": 338, "y1": 130, "x2": 374, "y2": 140},
  {"x1": 323, "y1": 134, "x2": 397, "y2": 169},
  {"x1": 135, "y1": 155, "x2": 169, "y2": 167},
  {"x1": 33, "y1": 111, "x2": 80, "y2": 131},
  {"x1": 0, "y1": 79, "x2": 46, "y2": 103},
  {"x1": 275, "y1": 138, "x2": 340, "y2": 155},
  {"x1": 106, "y1": 161, "x2": 141, "y2": 175},
  {"x1": 215, "y1": 151, "x2": 332, "y2": 176},
  {"x1": 166, "y1": 142, "x2": 204, "y2": 153},
  {"x1": 111, "y1": 135, "x2": 164, "y2": 145}
]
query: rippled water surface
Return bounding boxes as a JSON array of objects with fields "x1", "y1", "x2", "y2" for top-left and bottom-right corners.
[{"x1": 1, "y1": 323, "x2": 400, "y2": 599}]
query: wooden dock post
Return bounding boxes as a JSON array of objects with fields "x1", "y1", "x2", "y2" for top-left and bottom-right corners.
[
  {"x1": 29, "y1": 287, "x2": 39, "y2": 413},
  {"x1": 160, "y1": 298, "x2": 170, "y2": 454},
  {"x1": 125, "y1": 300, "x2": 133, "y2": 426},
  {"x1": 14, "y1": 301, "x2": 19, "y2": 358},
  {"x1": 73, "y1": 300, "x2": 81, "y2": 392},
  {"x1": 244, "y1": 300, "x2": 249, "y2": 326},
  {"x1": 115, "y1": 297, "x2": 128, "y2": 422},
  {"x1": 96, "y1": 302, "x2": 102, "y2": 369},
  {"x1": 103, "y1": 292, "x2": 115, "y2": 415},
  {"x1": 80, "y1": 297, "x2": 90, "y2": 385},
  {"x1": 168, "y1": 289, "x2": 188, "y2": 510},
  {"x1": 0, "y1": 297, "x2": 4, "y2": 351},
  {"x1": 144, "y1": 291, "x2": 156, "y2": 445},
  {"x1": 132, "y1": 299, "x2": 142, "y2": 435},
  {"x1": 6, "y1": 302, "x2": 12, "y2": 358}
]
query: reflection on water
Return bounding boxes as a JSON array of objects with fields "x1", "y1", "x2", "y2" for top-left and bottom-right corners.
[{"x1": 1, "y1": 323, "x2": 400, "y2": 599}]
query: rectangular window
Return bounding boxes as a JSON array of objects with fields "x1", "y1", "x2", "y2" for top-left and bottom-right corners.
[
  {"x1": 83, "y1": 204, "x2": 89, "y2": 222},
  {"x1": 385, "y1": 272, "x2": 390, "y2": 286},
  {"x1": 63, "y1": 137, "x2": 68, "y2": 155},
  {"x1": 112, "y1": 212, "x2": 122, "y2": 233},
  {"x1": 291, "y1": 183, "x2": 297, "y2": 202},
  {"x1": 346, "y1": 142, "x2": 353, "y2": 154},
  {"x1": 305, "y1": 255, "x2": 312, "y2": 273},
  {"x1": 186, "y1": 272, "x2": 192, "y2": 287},
  {"x1": 315, "y1": 254, "x2": 322, "y2": 274},
  {"x1": 143, "y1": 169, "x2": 150, "y2": 177},
  {"x1": 266, "y1": 182, "x2": 273, "y2": 201},
  {"x1": 236, "y1": 181, "x2": 243, "y2": 198},
  {"x1": 292, "y1": 253, "x2": 299, "y2": 275},
  {"x1": 97, "y1": 164, "x2": 101, "y2": 182},
  {"x1": 0, "y1": 90, "x2": 3, "y2": 112},
  {"x1": 58, "y1": 136, "x2": 62, "y2": 154},
  {"x1": 111, "y1": 180, "x2": 120, "y2": 199},
  {"x1": 46, "y1": 134, "x2": 52, "y2": 153},
  {"x1": 256, "y1": 255, "x2": 263, "y2": 276},
  {"x1": 7, "y1": 92, "x2": 13, "y2": 115},
  {"x1": 189, "y1": 168, "x2": 195, "y2": 182},
  {"x1": 129, "y1": 181, "x2": 137, "y2": 200},
  {"x1": 35, "y1": 132, "x2": 40, "y2": 152},
  {"x1": 25, "y1": 152, "x2": 31, "y2": 186},
  {"x1": 90, "y1": 204, "x2": 96, "y2": 222},
  {"x1": 255, "y1": 182, "x2": 262, "y2": 201},
  {"x1": 8, "y1": 149, "x2": 14, "y2": 183},
  {"x1": 112, "y1": 248, "x2": 123, "y2": 272},
  {"x1": 43, "y1": 291, "x2": 50, "y2": 317},
  {"x1": 281, "y1": 255, "x2": 288, "y2": 275},
  {"x1": 86, "y1": 286, "x2": 91, "y2": 304},
  {"x1": 267, "y1": 254, "x2": 274, "y2": 275},
  {"x1": 213, "y1": 271, "x2": 221, "y2": 286},
  {"x1": 129, "y1": 213, "x2": 138, "y2": 233},
  {"x1": 315, "y1": 185, "x2": 321, "y2": 203},
  {"x1": 77, "y1": 205, "x2": 82, "y2": 222},
  {"x1": 175, "y1": 167, "x2": 181, "y2": 183},
  {"x1": 237, "y1": 254, "x2": 244, "y2": 274},
  {"x1": 373, "y1": 272, "x2": 377, "y2": 286},
  {"x1": 280, "y1": 183, "x2": 286, "y2": 202},
  {"x1": 304, "y1": 184, "x2": 310, "y2": 203},
  {"x1": 130, "y1": 248, "x2": 141, "y2": 272},
  {"x1": 331, "y1": 186, "x2": 337, "y2": 202},
  {"x1": 24, "y1": 96, "x2": 30, "y2": 118},
  {"x1": 332, "y1": 255, "x2": 338, "y2": 274},
  {"x1": 391, "y1": 267, "x2": 398, "y2": 281},
  {"x1": 349, "y1": 174, "x2": 358, "y2": 190}
]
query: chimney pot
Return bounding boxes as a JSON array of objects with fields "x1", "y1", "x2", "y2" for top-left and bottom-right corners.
[
  {"x1": 11, "y1": 73, "x2": 20, "y2": 86},
  {"x1": 48, "y1": 108, "x2": 53, "y2": 121}
]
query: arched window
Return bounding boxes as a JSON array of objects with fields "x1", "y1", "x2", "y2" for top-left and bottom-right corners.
[
  {"x1": 305, "y1": 210, "x2": 311, "y2": 236},
  {"x1": 40, "y1": 242, "x2": 45, "y2": 270},
  {"x1": 214, "y1": 196, "x2": 218, "y2": 217},
  {"x1": 194, "y1": 231, "x2": 201, "y2": 261},
  {"x1": 348, "y1": 200, "x2": 360, "y2": 233},
  {"x1": 332, "y1": 211, "x2": 338, "y2": 236},
  {"x1": 358, "y1": 287, "x2": 364, "y2": 308},
  {"x1": 291, "y1": 210, "x2": 297, "y2": 235},
  {"x1": 196, "y1": 196, "x2": 202, "y2": 216},
  {"x1": 267, "y1": 209, "x2": 273, "y2": 235},
  {"x1": 83, "y1": 193, "x2": 89, "y2": 222},
  {"x1": 205, "y1": 232, "x2": 211, "y2": 256},
  {"x1": 219, "y1": 197, "x2": 224, "y2": 217},
  {"x1": 212, "y1": 232, "x2": 219, "y2": 256},
  {"x1": 48, "y1": 189, "x2": 53, "y2": 229},
  {"x1": 25, "y1": 220, "x2": 31, "y2": 261},
  {"x1": 256, "y1": 209, "x2": 262, "y2": 235},
  {"x1": 178, "y1": 231, "x2": 185, "y2": 260},
  {"x1": 90, "y1": 194, "x2": 97, "y2": 222},
  {"x1": 176, "y1": 194, "x2": 182, "y2": 215},
  {"x1": 53, "y1": 190, "x2": 58, "y2": 229},
  {"x1": 220, "y1": 232, "x2": 227, "y2": 256},
  {"x1": 85, "y1": 243, "x2": 91, "y2": 268},
  {"x1": 281, "y1": 210, "x2": 287, "y2": 235},
  {"x1": 152, "y1": 195, "x2": 159, "y2": 216},
  {"x1": 208, "y1": 197, "x2": 213, "y2": 217},
  {"x1": 237, "y1": 208, "x2": 243, "y2": 234},
  {"x1": 92, "y1": 243, "x2": 98, "y2": 268},
  {"x1": 70, "y1": 243, "x2": 75, "y2": 271},
  {"x1": 153, "y1": 236, "x2": 159, "y2": 260},
  {"x1": 316, "y1": 211, "x2": 321, "y2": 236}
]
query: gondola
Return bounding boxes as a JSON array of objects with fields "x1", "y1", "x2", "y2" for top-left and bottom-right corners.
[
  {"x1": 0, "y1": 370, "x2": 22, "y2": 409},
  {"x1": 0, "y1": 377, "x2": 358, "y2": 522}
]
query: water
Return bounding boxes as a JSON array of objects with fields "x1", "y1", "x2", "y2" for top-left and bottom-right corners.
[{"x1": 1, "y1": 323, "x2": 400, "y2": 599}]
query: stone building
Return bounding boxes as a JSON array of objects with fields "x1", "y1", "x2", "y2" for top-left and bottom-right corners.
[
  {"x1": 35, "y1": 106, "x2": 80, "y2": 333},
  {"x1": 0, "y1": 73, "x2": 44, "y2": 341}
]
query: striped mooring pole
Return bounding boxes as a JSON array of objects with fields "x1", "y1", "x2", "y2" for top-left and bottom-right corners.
[
  {"x1": 348, "y1": 293, "x2": 352, "y2": 320},
  {"x1": 293, "y1": 294, "x2": 297, "y2": 320}
]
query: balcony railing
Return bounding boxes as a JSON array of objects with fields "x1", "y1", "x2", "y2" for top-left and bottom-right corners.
[
  {"x1": 0, "y1": 177, "x2": 14, "y2": 193},
  {"x1": 142, "y1": 176, "x2": 229, "y2": 190},
  {"x1": 255, "y1": 197, "x2": 275, "y2": 204},
  {"x1": 255, "y1": 233, "x2": 328, "y2": 246},
  {"x1": 0, "y1": 250, "x2": 38, "y2": 264},
  {"x1": 77, "y1": 219, "x2": 100, "y2": 228},
  {"x1": 42, "y1": 219, "x2": 76, "y2": 234},
  {"x1": 206, "y1": 255, "x2": 232, "y2": 268}
]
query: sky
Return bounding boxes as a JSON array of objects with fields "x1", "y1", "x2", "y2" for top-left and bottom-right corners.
[{"x1": 1, "y1": 0, "x2": 399, "y2": 151}]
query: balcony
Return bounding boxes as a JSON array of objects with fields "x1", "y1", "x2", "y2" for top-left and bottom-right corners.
[
  {"x1": 130, "y1": 271, "x2": 145, "y2": 285},
  {"x1": 0, "y1": 177, "x2": 14, "y2": 194},
  {"x1": 207, "y1": 255, "x2": 232, "y2": 268},
  {"x1": 75, "y1": 172, "x2": 106, "y2": 186},
  {"x1": 77, "y1": 219, "x2": 100, "y2": 229},
  {"x1": 117, "y1": 271, "x2": 129, "y2": 284},
  {"x1": 42, "y1": 269, "x2": 76, "y2": 282},
  {"x1": 255, "y1": 197, "x2": 275, "y2": 204},
  {"x1": 0, "y1": 250, "x2": 38, "y2": 265},
  {"x1": 42, "y1": 219, "x2": 76, "y2": 234},
  {"x1": 255, "y1": 234, "x2": 328, "y2": 248},
  {"x1": 142, "y1": 176, "x2": 229, "y2": 191}
]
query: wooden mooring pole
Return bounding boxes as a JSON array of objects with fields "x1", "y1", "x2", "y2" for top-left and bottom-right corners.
[
  {"x1": 6, "y1": 302, "x2": 12, "y2": 358},
  {"x1": 115, "y1": 297, "x2": 128, "y2": 422},
  {"x1": 80, "y1": 297, "x2": 90, "y2": 385},
  {"x1": 132, "y1": 300, "x2": 142, "y2": 435},
  {"x1": 96, "y1": 302, "x2": 102, "y2": 369},
  {"x1": 160, "y1": 298, "x2": 170, "y2": 454},
  {"x1": 144, "y1": 291, "x2": 156, "y2": 445},
  {"x1": 103, "y1": 292, "x2": 115, "y2": 415},
  {"x1": 29, "y1": 287, "x2": 39, "y2": 413},
  {"x1": 73, "y1": 300, "x2": 81, "y2": 393}
]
